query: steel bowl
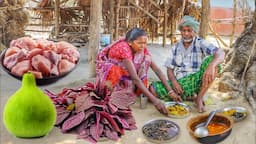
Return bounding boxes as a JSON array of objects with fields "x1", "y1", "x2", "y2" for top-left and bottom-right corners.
[
  {"x1": 187, "y1": 113, "x2": 233, "y2": 144},
  {"x1": 142, "y1": 119, "x2": 180, "y2": 143},
  {"x1": 165, "y1": 102, "x2": 191, "y2": 118},
  {"x1": 218, "y1": 106, "x2": 247, "y2": 122},
  {"x1": 0, "y1": 48, "x2": 79, "y2": 85}
]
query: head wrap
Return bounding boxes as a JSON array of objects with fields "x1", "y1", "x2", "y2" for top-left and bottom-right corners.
[{"x1": 178, "y1": 15, "x2": 200, "y2": 33}]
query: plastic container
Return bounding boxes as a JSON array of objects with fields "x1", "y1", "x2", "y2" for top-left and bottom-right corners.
[
  {"x1": 100, "y1": 34, "x2": 111, "y2": 47},
  {"x1": 140, "y1": 94, "x2": 148, "y2": 109}
]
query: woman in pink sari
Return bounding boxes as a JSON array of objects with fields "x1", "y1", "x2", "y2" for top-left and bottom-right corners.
[{"x1": 96, "y1": 28, "x2": 181, "y2": 114}]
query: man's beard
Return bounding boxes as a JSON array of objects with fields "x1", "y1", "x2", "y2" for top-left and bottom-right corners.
[{"x1": 182, "y1": 38, "x2": 193, "y2": 43}]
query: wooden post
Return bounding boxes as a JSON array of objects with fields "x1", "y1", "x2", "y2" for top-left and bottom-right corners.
[
  {"x1": 54, "y1": 0, "x2": 60, "y2": 38},
  {"x1": 109, "y1": 0, "x2": 114, "y2": 43},
  {"x1": 199, "y1": 0, "x2": 210, "y2": 38},
  {"x1": 230, "y1": 0, "x2": 237, "y2": 46},
  {"x1": 115, "y1": 0, "x2": 120, "y2": 40},
  {"x1": 163, "y1": 0, "x2": 168, "y2": 47},
  {"x1": 88, "y1": 0, "x2": 102, "y2": 77}
]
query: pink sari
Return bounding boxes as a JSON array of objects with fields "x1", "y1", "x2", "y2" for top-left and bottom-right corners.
[{"x1": 96, "y1": 38, "x2": 151, "y2": 95}]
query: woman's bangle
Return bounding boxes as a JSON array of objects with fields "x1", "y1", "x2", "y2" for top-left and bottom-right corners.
[{"x1": 167, "y1": 90, "x2": 174, "y2": 95}]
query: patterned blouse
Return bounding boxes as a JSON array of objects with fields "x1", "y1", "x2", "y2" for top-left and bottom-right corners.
[{"x1": 96, "y1": 38, "x2": 151, "y2": 95}]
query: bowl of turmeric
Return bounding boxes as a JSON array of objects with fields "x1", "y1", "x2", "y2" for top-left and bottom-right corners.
[{"x1": 187, "y1": 113, "x2": 233, "y2": 144}]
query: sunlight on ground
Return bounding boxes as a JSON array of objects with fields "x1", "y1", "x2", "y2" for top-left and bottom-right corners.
[{"x1": 55, "y1": 139, "x2": 77, "y2": 144}]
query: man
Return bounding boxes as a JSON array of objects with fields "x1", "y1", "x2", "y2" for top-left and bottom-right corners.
[{"x1": 150, "y1": 15, "x2": 225, "y2": 112}]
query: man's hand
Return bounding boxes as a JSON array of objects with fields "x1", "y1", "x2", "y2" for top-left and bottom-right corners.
[
  {"x1": 169, "y1": 92, "x2": 183, "y2": 102},
  {"x1": 172, "y1": 80, "x2": 184, "y2": 95},
  {"x1": 203, "y1": 64, "x2": 217, "y2": 87}
]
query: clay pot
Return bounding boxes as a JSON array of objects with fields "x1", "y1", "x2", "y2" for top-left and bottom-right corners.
[{"x1": 187, "y1": 113, "x2": 233, "y2": 144}]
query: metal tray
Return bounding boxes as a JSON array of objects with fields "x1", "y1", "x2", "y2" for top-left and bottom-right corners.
[
  {"x1": 142, "y1": 119, "x2": 180, "y2": 143},
  {"x1": 0, "y1": 48, "x2": 79, "y2": 85},
  {"x1": 218, "y1": 106, "x2": 247, "y2": 122},
  {"x1": 165, "y1": 102, "x2": 191, "y2": 118}
]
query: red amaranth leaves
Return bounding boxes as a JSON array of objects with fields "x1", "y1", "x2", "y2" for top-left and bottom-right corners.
[
  {"x1": 110, "y1": 90, "x2": 136, "y2": 109},
  {"x1": 46, "y1": 82, "x2": 137, "y2": 143}
]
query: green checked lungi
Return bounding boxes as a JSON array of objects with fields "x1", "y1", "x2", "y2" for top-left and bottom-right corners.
[{"x1": 151, "y1": 55, "x2": 221, "y2": 101}]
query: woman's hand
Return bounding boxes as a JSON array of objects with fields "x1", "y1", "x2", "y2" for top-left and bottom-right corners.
[{"x1": 152, "y1": 99, "x2": 167, "y2": 115}]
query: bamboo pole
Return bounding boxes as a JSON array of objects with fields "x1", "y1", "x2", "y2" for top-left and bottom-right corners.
[
  {"x1": 163, "y1": 0, "x2": 168, "y2": 47},
  {"x1": 208, "y1": 22, "x2": 228, "y2": 47},
  {"x1": 129, "y1": 0, "x2": 159, "y2": 24},
  {"x1": 178, "y1": 0, "x2": 186, "y2": 21},
  {"x1": 148, "y1": 0, "x2": 161, "y2": 10},
  {"x1": 61, "y1": 24, "x2": 89, "y2": 27},
  {"x1": 126, "y1": 0, "x2": 130, "y2": 31},
  {"x1": 88, "y1": 0, "x2": 102, "y2": 77},
  {"x1": 115, "y1": 0, "x2": 120, "y2": 40},
  {"x1": 109, "y1": 0, "x2": 114, "y2": 42},
  {"x1": 230, "y1": 0, "x2": 237, "y2": 46},
  {"x1": 54, "y1": 0, "x2": 60, "y2": 38},
  {"x1": 24, "y1": 29, "x2": 52, "y2": 32}
]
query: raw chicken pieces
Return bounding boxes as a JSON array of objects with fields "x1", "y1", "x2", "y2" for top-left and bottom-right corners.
[{"x1": 3, "y1": 37, "x2": 80, "y2": 78}]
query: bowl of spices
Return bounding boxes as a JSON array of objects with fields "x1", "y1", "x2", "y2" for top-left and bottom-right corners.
[{"x1": 219, "y1": 106, "x2": 247, "y2": 122}]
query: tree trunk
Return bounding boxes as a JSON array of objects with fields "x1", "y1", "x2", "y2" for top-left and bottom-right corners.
[
  {"x1": 88, "y1": 0, "x2": 102, "y2": 77},
  {"x1": 219, "y1": 1, "x2": 256, "y2": 113},
  {"x1": 252, "y1": 0, "x2": 256, "y2": 33},
  {"x1": 199, "y1": 0, "x2": 210, "y2": 38}
]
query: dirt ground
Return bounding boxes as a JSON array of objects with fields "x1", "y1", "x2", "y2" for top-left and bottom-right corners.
[{"x1": 0, "y1": 43, "x2": 255, "y2": 144}]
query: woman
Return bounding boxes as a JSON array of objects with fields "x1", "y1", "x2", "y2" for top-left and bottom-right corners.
[{"x1": 96, "y1": 28, "x2": 181, "y2": 114}]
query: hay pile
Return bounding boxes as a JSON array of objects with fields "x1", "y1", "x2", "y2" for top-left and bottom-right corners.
[{"x1": 0, "y1": 0, "x2": 29, "y2": 47}]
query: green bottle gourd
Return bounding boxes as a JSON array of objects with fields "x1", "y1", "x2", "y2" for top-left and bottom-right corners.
[{"x1": 3, "y1": 73, "x2": 56, "y2": 138}]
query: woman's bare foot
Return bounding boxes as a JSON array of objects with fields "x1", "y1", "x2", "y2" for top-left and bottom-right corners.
[{"x1": 195, "y1": 97, "x2": 206, "y2": 113}]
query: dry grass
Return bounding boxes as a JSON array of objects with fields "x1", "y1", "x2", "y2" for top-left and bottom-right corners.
[{"x1": 0, "y1": 3, "x2": 29, "y2": 46}]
